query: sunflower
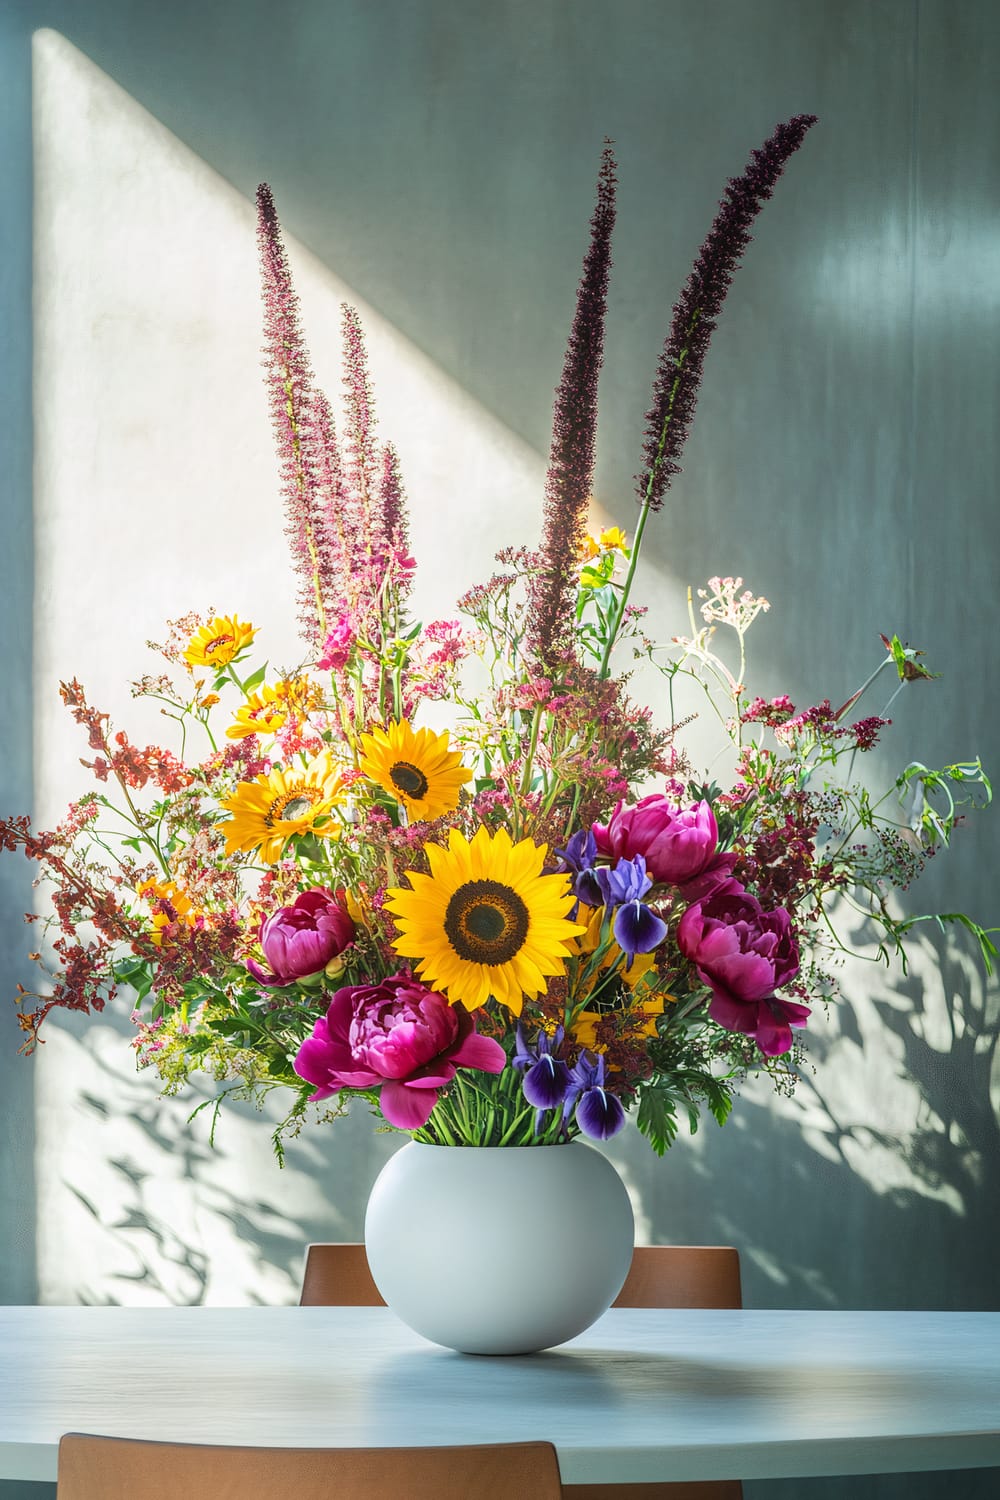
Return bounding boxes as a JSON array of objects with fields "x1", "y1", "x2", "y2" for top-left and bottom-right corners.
[
  {"x1": 385, "y1": 826, "x2": 583, "y2": 1015},
  {"x1": 358, "y1": 719, "x2": 472, "y2": 822},
  {"x1": 183, "y1": 615, "x2": 256, "y2": 671},
  {"x1": 227, "y1": 684, "x2": 289, "y2": 740},
  {"x1": 226, "y1": 678, "x2": 318, "y2": 740},
  {"x1": 218, "y1": 752, "x2": 344, "y2": 863}
]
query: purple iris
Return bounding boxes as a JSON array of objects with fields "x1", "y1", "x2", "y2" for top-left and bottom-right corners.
[
  {"x1": 513, "y1": 1025, "x2": 572, "y2": 1114},
  {"x1": 555, "y1": 828, "x2": 603, "y2": 906},
  {"x1": 564, "y1": 1051, "x2": 626, "y2": 1140},
  {"x1": 593, "y1": 856, "x2": 669, "y2": 960}
]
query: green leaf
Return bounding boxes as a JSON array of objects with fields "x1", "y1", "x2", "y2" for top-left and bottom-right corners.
[
  {"x1": 242, "y1": 663, "x2": 268, "y2": 692},
  {"x1": 635, "y1": 1085, "x2": 680, "y2": 1157}
]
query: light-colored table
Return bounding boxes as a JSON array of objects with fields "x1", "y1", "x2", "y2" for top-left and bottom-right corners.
[{"x1": 1, "y1": 1307, "x2": 998, "y2": 1486}]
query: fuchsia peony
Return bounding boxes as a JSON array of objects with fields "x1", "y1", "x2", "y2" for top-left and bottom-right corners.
[
  {"x1": 594, "y1": 795, "x2": 734, "y2": 893},
  {"x1": 247, "y1": 888, "x2": 355, "y2": 987},
  {"x1": 293, "y1": 976, "x2": 506, "y2": 1129},
  {"x1": 676, "y1": 881, "x2": 808, "y2": 1056}
]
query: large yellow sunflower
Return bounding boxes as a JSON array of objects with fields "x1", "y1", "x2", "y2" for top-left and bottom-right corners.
[
  {"x1": 358, "y1": 719, "x2": 472, "y2": 822},
  {"x1": 183, "y1": 615, "x2": 256, "y2": 671},
  {"x1": 218, "y1": 752, "x2": 344, "y2": 863},
  {"x1": 385, "y1": 826, "x2": 583, "y2": 1015}
]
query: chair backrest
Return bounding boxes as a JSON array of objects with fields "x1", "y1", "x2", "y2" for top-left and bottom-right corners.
[
  {"x1": 300, "y1": 1242, "x2": 742, "y2": 1312},
  {"x1": 57, "y1": 1434, "x2": 562, "y2": 1500},
  {"x1": 612, "y1": 1245, "x2": 742, "y2": 1310},
  {"x1": 299, "y1": 1241, "x2": 386, "y2": 1306}
]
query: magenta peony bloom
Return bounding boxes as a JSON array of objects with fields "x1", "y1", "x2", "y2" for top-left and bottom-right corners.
[
  {"x1": 247, "y1": 888, "x2": 355, "y2": 987},
  {"x1": 676, "y1": 881, "x2": 808, "y2": 1056},
  {"x1": 594, "y1": 795, "x2": 729, "y2": 888},
  {"x1": 293, "y1": 976, "x2": 506, "y2": 1130}
]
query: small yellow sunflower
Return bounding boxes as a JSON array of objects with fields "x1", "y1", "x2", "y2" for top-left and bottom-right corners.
[
  {"x1": 225, "y1": 677, "x2": 318, "y2": 741},
  {"x1": 227, "y1": 684, "x2": 290, "y2": 740},
  {"x1": 385, "y1": 826, "x2": 583, "y2": 1015},
  {"x1": 358, "y1": 719, "x2": 472, "y2": 821},
  {"x1": 218, "y1": 752, "x2": 344, "y2": 863},
  {"x1": 137, "y1": 878, "x2": 198, "y2": 947},
  {"x1": 183, "y1": 615, "x2": 256, "y2": 671}
]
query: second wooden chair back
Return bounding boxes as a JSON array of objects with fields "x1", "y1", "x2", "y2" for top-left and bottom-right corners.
[{"x1": 57, "y1": 1433, "x2": 562, "y2": 1500}]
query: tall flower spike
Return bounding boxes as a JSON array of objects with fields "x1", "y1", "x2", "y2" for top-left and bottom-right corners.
[
  {"x1": 527, "y1": 141, "x2": 617, "y2": 667},
  {"x1": 306, "y1": 388, "x2": 354, "y2": 619},
  {"x1": 340, "y1": 304, "x2": 379, "y2": 547},
  {"x1": 636, "y1": 115, "x2": 816, "y2": 512},
  {"x1": 256, "y1": 184, "x2": 328, "y2": 645}
]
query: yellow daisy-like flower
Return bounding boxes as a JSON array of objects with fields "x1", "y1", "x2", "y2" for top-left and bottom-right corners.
[
  {"x1": 579, "y1": 525, "x2": 629, "y2": 563},
  {"x1": 385, "y1": 826, "x2": 583, "y2": 1015},
  {"x1": 218, "y1": 752, "x2": 344, "y2": 863},
  {"x1": 183, "y1": 615, "x2": 256, "y2": 671},
  {"x1": 568, "y1": 910, "x2": 666, "y2": 1048},
  {"x1": 227, "y1": 685, "x2": 290, "y2": 740},
  {"x1": 137, "y1": 878, "x2": 198, "y2": 947},
  {"x1": 358, "y1": 719, "x2": 472, "y2": 822},
  {"x1": 572, "y1": 992, "x2": 667, "y2": 1051}
]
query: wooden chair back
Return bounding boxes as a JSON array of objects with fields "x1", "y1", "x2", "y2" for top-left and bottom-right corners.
[
  {"x1": 299, "y1": 1241, "x2": 385, "y2": 1306},
  {"x1": 613, "y1": 1245, "x2": 743, "y2": 1310},
  {"x1": 57, "y1": 1434, "x2": 562, "y2": 1499}
]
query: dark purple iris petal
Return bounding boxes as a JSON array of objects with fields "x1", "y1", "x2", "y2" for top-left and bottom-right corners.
[
  {"x1": 556, "y1": 828, "x2": 598, "y2": 874},
  {"x1": 513, "y1": 1022, "x2": 563, "y2": 1072},
  {"x1": 573, "y1": 868, "x2": 604, "y2": 906},
  {"x1": 613, "y1": 900, "x2": 668, "y2": 957},
  {"x1": 576, "y1": 1085, "x2": 626, "y2": 1139},
  {"x1": 522, "y1": 1054, "x2": 572, "y2": 1108}
]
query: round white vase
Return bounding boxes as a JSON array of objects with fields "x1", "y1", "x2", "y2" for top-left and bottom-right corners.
[{"x1": 364, "y1": 1140, "x2": 634, "y2": 1355}]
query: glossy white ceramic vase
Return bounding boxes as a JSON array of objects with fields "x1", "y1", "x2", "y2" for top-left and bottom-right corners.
[{"x1": 364, "y1": 1140, "x2": 634, "y2": 1355}]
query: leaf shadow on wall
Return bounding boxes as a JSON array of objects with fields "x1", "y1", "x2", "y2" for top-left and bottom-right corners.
[{"x1": 616, "y1": 920, "x2": 999, "y2": 1314}]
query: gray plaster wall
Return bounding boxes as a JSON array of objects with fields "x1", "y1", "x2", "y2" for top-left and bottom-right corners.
[{"x1": 1, "y1": 2, "x2": 998, "y2": 1497}]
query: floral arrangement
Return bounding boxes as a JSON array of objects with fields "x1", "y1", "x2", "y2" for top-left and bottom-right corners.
[{"x1": 4, "y1": 117, "x2": 993, "y2": 1160}]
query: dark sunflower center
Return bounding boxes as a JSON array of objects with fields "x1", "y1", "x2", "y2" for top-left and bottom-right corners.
[
  {"x1": 444, "y1": 879, "x2": 530, "y2": 966},
  {"x1": 205, "y1": 634, "x2": 234, "y2": 656},
  {"x1": 390, "y1": 760, "x2": 429, "y2": 799}
]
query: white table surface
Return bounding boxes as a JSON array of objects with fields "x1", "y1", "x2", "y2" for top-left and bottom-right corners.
[{"x1": 1, "y1": 1307, "x2": 998, "y2": 1485}]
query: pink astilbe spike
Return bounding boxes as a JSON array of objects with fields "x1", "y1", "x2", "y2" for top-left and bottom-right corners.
[
  {"x1": 340, "y1": 304, "x2": 379, "y2": 551},
  {"x1": 305, "y1": 388, "x2": 355, "y2": 618},
  {"x1": 527, "y1": 142, "x2": 617, "y2": 669},
  {"x1": 377, "y1": 442, "x2": 412, "y2": 603},
  {"x1": 256, "y1": 184, "x2": 328, "y2": 645}
]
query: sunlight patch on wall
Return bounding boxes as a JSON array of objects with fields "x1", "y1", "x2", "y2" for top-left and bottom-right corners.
[{"x1": 30, "y1": 27, "x2": 555, "y2": 1304}]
